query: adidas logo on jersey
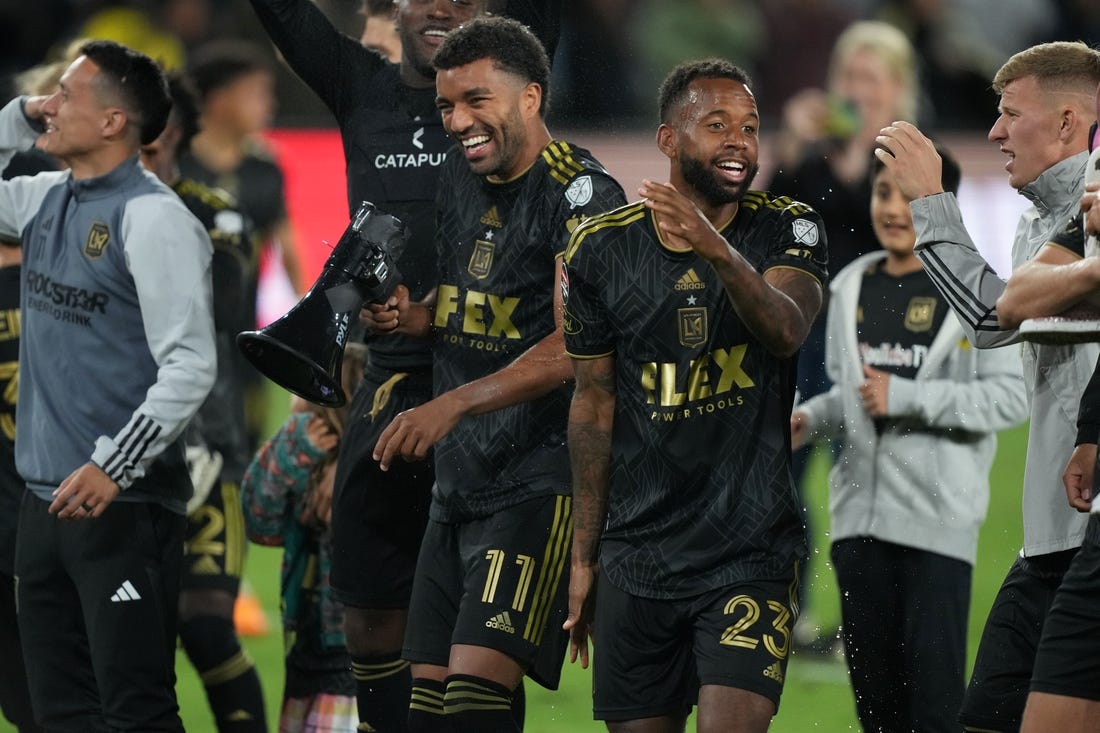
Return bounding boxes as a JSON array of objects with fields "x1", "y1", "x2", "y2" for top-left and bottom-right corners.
[
  {"x1": 762, "y1": 661, "x2": 784, "y2": 684},
  {"x1": 675, "y1": 268, "x2": 706, "y2": 291},
  {"x1": 110, "y1": 580, "x2": 142, "y2": 603},
  {"x1": 480, "y1": 206, "x2": 503, "y2": 228},
  {"x1": 485, "y1": 611, "x2": 516, "y2": 634}
]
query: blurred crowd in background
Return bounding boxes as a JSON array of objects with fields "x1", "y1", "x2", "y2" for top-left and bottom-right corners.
[{"x1": 4, "y1": 0, "x2": 1100, "y2": 133}]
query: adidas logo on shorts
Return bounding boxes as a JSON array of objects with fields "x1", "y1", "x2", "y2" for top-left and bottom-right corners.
[
  {"x1": 763, "y1": 661, "x2": 785, "y2": 684},
  {"x1": 110, "y1": 580, "x2": 142, "y2": 603},
  {"x1": 485, "y1": 611, "x2": 516, "y2": 634}
]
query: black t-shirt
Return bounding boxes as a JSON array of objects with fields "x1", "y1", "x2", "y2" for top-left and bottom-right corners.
[
  {"x1": 178, "y1": 146, "x2": 282, "y2": 351},
  {"x1": 1048, "y1": 214, "x2": 1086, "y2": 258},
  {"x1": 430, "y1": 141, "x2": 625, "y2": 522},
  {"x1": 248, "y1": 0, "x2": 559, "y2": 371},
  {"x1": 563, "y1": 192, "x2": 828, "y2": 599},
  {"x1": 0, "y1": 264, "x2": 20, "y2": 575},
  {"x1": 173, "y1": 178, "x2": 254, "y2": 480},
  {"x1": 856, "y1": 262, "x2": 947, "y2": 381}
]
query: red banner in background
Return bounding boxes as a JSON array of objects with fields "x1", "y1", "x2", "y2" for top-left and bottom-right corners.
[{"x1": 262, "y1": 128, "x2": 347, "y2": 285}]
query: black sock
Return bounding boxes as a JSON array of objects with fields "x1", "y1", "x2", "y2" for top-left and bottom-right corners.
[
  {"x1": 444, "y1": 674, "x2": 519, "y2": 733},
  {"x1": 178, "y1": 615, "x2": 266, "y2": 733},
  {"x1": 351, "y1": 653, "x2": 411, "y2": 732},
  {"x1": 408, "y1": 677, "x2": 450, "y2": 733},
  {"x1": 511, "y1": 678, "x2": 525, "y2": 730}
]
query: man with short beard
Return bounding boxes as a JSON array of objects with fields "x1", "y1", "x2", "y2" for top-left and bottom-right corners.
[
  {"x1": 363, "y1": 16, "x2": 624, "y2": 733},
  {"x1": 245, "y1": 0, "x2": 559, "y2": 729},
  {"x1": 561, "y1": 58, "x2": 827, "y2": 733}
]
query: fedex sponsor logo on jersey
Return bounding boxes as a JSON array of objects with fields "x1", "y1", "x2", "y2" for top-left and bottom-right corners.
[
  {"x1": 641, "y1": 344, "x2": 755, "y2": 413},
  {"x1": 434, "y1": 284, "x2": 522, "y2": 340}
]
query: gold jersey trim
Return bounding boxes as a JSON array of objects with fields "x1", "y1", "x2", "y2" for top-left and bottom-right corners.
[
  {"x1": 740, "y1": 191, "x2": 813, "y2": 217},
  {"x1": 763, "y1": 264, "x2": 823, "y2": 287},
  {"x1": 563, "y1": 201, "x2": 647, "y2": 262},
  {"x1": 542, "y1": 140, "x2": 584, "y2": 186},
  {"x1": 566, "y1": 349, "x2": 615, "y2": 360}
]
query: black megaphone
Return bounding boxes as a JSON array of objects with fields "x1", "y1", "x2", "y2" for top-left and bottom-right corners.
[{"x1": 236, "y1": 201, "x2": 406, "y2": 407}]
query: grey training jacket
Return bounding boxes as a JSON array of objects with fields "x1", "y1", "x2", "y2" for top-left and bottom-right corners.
[{"x1": 0, "y1": 98, "x2": 216, "y2": 512}]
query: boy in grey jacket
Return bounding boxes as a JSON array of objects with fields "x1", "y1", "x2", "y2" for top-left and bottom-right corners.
[{"x1": 793, "y1": 147, "x2": 1027, "y2": 732}]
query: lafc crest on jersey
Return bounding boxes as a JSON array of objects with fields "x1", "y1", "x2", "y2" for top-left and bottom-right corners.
[
  {"x1": 84, "y1": 221, "x2": 110, "y2": 259},
  {"x1": 678, "y1": 307, "x2": 708, "y2": 347},
  {"x1": 470, "y1": 208, "x2": 502, "y2": 279},
  {"x1": 904, "y1": 297, "x2": 937, "y2": 332},
  {"x1": 468, "y1": 236, "x2": 495, "y2": 279}
]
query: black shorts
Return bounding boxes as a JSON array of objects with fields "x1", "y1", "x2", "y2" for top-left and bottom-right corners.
[
  {"x1": 15, "y1": 494, "x2": 186, "y2": 731},
  {"x1": 1031, "y1": 520, "x2": 1100, "y2": 701},
  {"x1": 402, "y1": 494, "x2": 572, "y2": 690},
  {"x1": 181, "y1": 480, "x2": 246, "y2": 594},
  {"x1": 330, "y1": 366, "x2": 434, "y2": 608},
  {"x1": 592, "y1": 570, "x2": 799, "y2": 722},
  {"x1": 959, "y1": 548, "x2": 1077, "y2": 732}
]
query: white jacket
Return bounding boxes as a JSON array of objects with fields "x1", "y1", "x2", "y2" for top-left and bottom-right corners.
[{"x1": 798, "y1": 251, "x2": 1028, "y2": 564}]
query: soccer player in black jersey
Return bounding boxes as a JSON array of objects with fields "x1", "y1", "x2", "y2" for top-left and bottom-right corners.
[
  {"x1": 562, "y1": 59, "x2": 828, "y2": 732},
  {"x1": 362, "y1": 16, "x2": 625, "y2": 732},
  {"x1": 247, "y1": 0, "x2": 559, "y2": 729},
  {"x1": 141, "y1": 74, "x2": 267, "y2": 733},
  {"x1": 0, "y1": 204, "x2": 38, "y2": 733}
]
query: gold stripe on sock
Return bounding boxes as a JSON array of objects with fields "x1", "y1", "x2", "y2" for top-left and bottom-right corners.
[
  {"x1": 351, "y1": 658, "x2": 410, "y2": 681},
  {"x1": 200, "y1": 649, "x2": 255, "y2": 686}
]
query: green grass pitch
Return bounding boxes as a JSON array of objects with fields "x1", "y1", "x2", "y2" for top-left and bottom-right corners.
[{"x1": 0, "y1": 419, "x2": 1029, "y2": 732}]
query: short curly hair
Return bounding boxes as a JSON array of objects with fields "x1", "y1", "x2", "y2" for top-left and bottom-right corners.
[
  {"x1": 432, "y1": 15, "x2": 550, "y2": 115},
  {"x1": 658, "y1": 58, "x2": 752, "y2": 125}
]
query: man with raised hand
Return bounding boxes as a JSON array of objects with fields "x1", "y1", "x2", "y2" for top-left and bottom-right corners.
[
  {"x1": 0, "y1": 40, "x2": 215, "y2": 730},
  {"x1": 364, "y1": 17, "x2": 625, "y2": 732},
  {"x1": 563, "y1": 58, "x2": 826, "y2": 732},
  {"x1": 876, "y1": 40, "x2": 1100, "y2": 732},
  {"x1": 246, "y1": 1, "x2": 558, "y2": 727}
]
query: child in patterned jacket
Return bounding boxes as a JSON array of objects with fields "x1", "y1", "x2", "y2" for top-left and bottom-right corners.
[{"x1": 241, "y1": 344, "x2": 366, "y2": 732}]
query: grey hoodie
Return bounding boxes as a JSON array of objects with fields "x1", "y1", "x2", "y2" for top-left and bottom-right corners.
[{"x1": 0, "y1": 98, "x2": 216, "y2": 513}]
